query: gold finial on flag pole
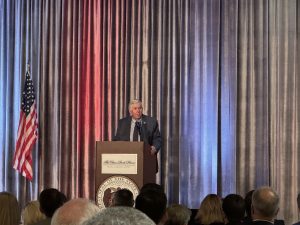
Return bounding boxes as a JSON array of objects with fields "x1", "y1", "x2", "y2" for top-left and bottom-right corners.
[{"x1": 27, "y1": 62, "x2": 30, "y2": 73}]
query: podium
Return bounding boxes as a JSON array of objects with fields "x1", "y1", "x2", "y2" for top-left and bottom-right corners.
[{"x1": 95, "y1": 141, "x2": 157, "y2": 208}]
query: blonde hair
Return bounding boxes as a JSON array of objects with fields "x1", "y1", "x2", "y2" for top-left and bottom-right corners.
[
  {"x1": 0, "y1": 192, "x2": 20, "y2": 225},
  {"x1": 195, "y1": 194, "x2": 225, "y2": 225},
  {"x1": 22, "y1": 200, "x2": 46, "y2": 225}
]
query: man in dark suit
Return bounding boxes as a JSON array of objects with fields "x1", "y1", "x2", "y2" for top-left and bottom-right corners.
[
  {"x1": 113, "y1": 99, "x2": 162, "y2": 155},
  {"x1": 244, "y1": 189, "x2": 284, "y2": 225},
  {"x1": 250, "y1": 187, "x2": 279, "y2": 225}
]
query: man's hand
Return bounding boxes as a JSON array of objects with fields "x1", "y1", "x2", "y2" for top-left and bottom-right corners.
[{"x1": 150, "y1": 146, "x2": 157, "y2": 155}]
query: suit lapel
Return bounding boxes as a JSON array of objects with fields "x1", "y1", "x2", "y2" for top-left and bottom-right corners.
[{"x1": 125, "y1": 116, "x2": 132, "y2": 140}]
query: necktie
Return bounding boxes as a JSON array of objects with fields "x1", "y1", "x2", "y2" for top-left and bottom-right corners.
[{"x1": 133, "y1": 121, "x2": 140, "y2": 141}]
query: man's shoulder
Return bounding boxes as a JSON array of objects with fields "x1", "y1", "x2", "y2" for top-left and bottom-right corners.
[
  {"x1": 118, "y1": 116, "x2": 131, "y2": 123},
  {"x1": 274, "y1": 219, "x2": 285, "y2": 225},
  {"x1": 252, "y1": 220, "x2": 274, "y2": 225},
  {"x1": 292, "y1": 221, "x2": 300, "y2": 225},
  {"x1": 142, "y1": 115, "x2": 157, "y2": 123}
]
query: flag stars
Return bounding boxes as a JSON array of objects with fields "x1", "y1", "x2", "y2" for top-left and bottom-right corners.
[{"x1": 21, "y1": 71, "x2": 36, "y2": 115}]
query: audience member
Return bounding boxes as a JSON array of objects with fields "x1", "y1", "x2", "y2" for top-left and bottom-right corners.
[
  {"x1": 111, "y1": 189, "x2": 134, "y2": 207},
  {"x1": 51, "y1": 198, "x2": 100, "y2": 225},
  {"x1": 165, "y1": 204, "x2": 191, "y2": 225},
  {"x1": 244, "y1": 188, "x2": 284, "y2": 225},
  {"x1": 140, "y1": 183, "x2": 164, "y2": 194},
  {"x1": 251, "y1": 186, "x2": 279, "y2": 224},
  {"x1": 222, "y1": 194, "x2": 245, "y2": 225},
  {"x1": 188, "y1": 209, "x2": 199, "y2": 225},
  {"x1": 0, "y1": 192, "x2": 20, "y2": 225},
  {"x1": 103, "y1": 187, "x2": 118, "y2": 207},
  {"x1": 193, "y1": 194, "x2": 226, "y2": 225},
  {"x1": 135, "y1": 189, "x2": 167, "y2": 224},
  {"x1": 22, "y1": 200, "x2": 46, "y2": 225},
  {"x1": 32, "y1": 188, "x2": 67, "y2": 225},
  {"x1": 292, "y1": 193, "x2": 300, "y2": 225},
  {"x1": 82, "y1": 206, "x2": 155, "y2": 225},
  {"x1": 244, "y1": 190, "x2": 254, "y2": 224}
]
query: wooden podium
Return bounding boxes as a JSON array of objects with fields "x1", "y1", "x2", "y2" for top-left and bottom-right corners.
[{"x1": 95, "y1": 141, "x2": 157, "y2": 208}]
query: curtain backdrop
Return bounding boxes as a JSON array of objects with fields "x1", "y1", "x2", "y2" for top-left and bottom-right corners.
[{"x1": 1, "y1": 0, "x2": 299, "y2": 224}]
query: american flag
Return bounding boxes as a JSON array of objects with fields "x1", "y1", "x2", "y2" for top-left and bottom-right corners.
[{"x1": 13, "y1": 67, "x2": 38, "y2": 180}]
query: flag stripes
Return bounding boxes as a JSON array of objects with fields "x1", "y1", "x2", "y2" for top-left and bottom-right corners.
[{"x1": 13, "y1": 69, "x2": 38, "y2": 181}]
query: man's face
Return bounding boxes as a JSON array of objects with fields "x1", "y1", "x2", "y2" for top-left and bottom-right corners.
[{"x1": 130, "y1": 103, "x2": 143, "y2": 120}]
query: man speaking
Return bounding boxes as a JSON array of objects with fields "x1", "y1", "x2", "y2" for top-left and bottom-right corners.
[{"x1": 113, "y1": 99, "x2": 162, "y2": 155}]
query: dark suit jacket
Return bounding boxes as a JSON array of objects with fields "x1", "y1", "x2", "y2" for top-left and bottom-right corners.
[
  {"x1": 113, "y1": 115, "x2": 162, "y2": 151},
  {"x1": 274, "y1": 219, "x2": 285, "y2": 225},
  {"x1": 244, "y1": 218, "x2": 285, "y2": 225},
  {"x1": 251, "y1": 221, "x2": 274, "y2": 225},
  {"x1": 226, "y1": 221, "x2": 243, "y2": 225}
]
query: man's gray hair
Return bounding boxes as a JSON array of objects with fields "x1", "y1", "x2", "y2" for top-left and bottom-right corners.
[
  {"x1": 252, "y1": 186, "x2": 279, "y2": 218},
  {"x1": 128, "y1": 99, "x2": 142, "y2": 111},
  {"x1": 82, "y1": 206, "x2": 155, "y2": 225},
  {"x1": 165, "y1": 204, "x2": 191, "y2": 225},
  {"x1": 51, "y1": 198, "x2": 101, "y2": 225}
]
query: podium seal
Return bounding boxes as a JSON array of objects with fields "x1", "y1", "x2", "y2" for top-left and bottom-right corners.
[{"x1": 96, "y1": 175, "x2": 139, "y2": 209}]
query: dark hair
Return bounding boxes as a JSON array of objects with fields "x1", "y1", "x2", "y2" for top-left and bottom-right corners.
[
  {"x1": 222, "y1": 194, "x2": 245, "y2": 222},
  {"x1": 244, "y1": 190, "x2": 254, "y2": 218},
  {"x1": 135, "y1": 190, "x2": 167, "y2": 224},
  {"x1": 39, "y1": 188, "x2": 67, "y2": 218},
  {"x1": 297, "y1": 193, "x2": 300, "y2": 209},
  {"x1": 112, "y1": 189, "x2": 134, "y2": 207},
  {"x1": 140, "y1": 183, "x2": 164, "y2": 194}
]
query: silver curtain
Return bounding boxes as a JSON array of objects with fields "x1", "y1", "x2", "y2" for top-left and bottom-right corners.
[{"x1": 0, "y1": 0, "x2": 299, "y2": 224}]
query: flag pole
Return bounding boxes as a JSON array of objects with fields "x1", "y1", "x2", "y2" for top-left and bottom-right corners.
[{"x1": 27, "y1": 62, "x2": 30, "y2": 74}]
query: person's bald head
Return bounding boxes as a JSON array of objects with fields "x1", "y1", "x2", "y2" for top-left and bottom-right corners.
[
  {"x1": 252, "y1": 187, "x2": 279, "y2": 220},
  {"x1": 51, "y1": 198, "x2": 100, "y2": 225}
]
